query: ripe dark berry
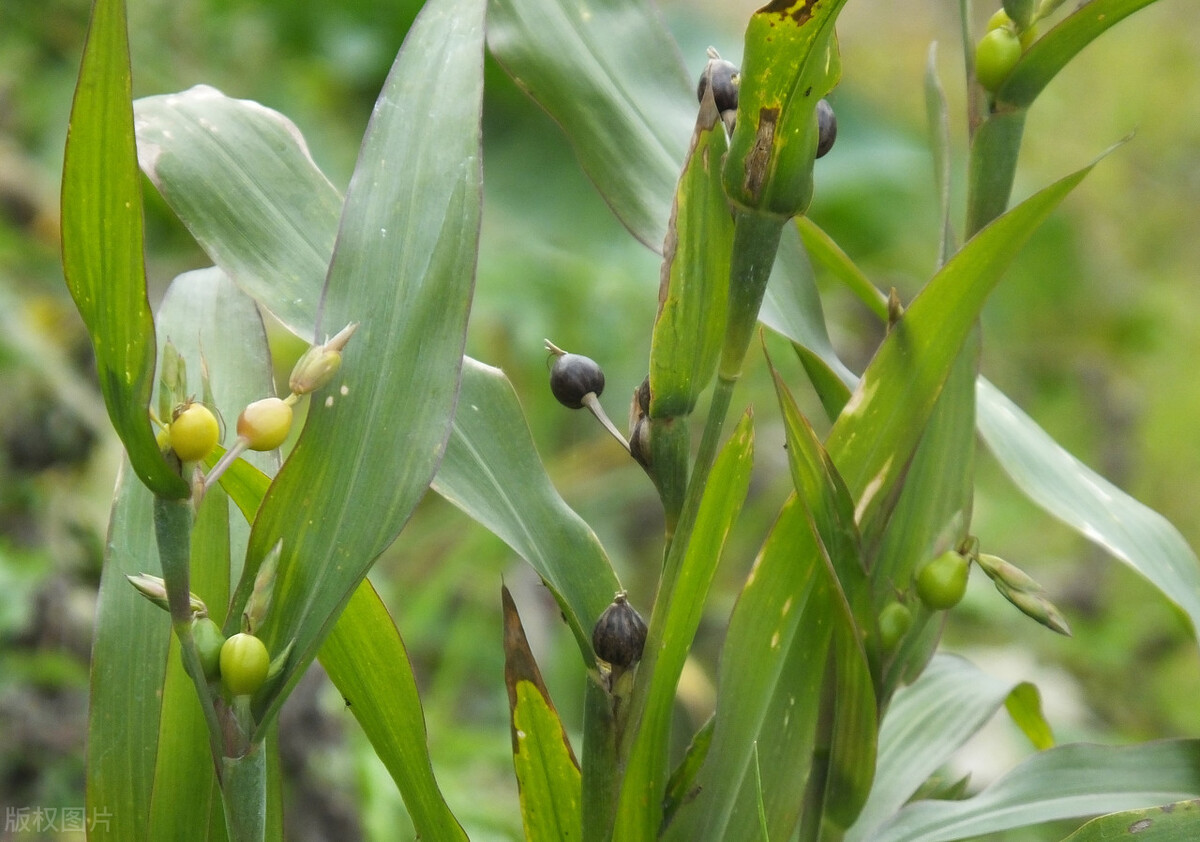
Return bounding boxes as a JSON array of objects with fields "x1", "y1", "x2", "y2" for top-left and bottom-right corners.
[
  {"x1": 816, "y1": 99, "x2": 837, "y2": 159},
  {"x1": 697, "y1": 57, "x2": 740, "y2": 114},
  {"x1": 549, "y1": 352, "x2": 605, "y2": 409},
  {"x1": 592, "y1": 591, "x2": 647, "y2": 668}
]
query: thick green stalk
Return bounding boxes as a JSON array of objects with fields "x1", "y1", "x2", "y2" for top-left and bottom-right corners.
[
  {"x1": 965, "y1": 108, "x2": 1028, "y2": 237},
  {"x1": 581, "y1": 673, "x2": 619, "y2": 842},
  {"x1": 221, "y1": 740, "x2": 268, "y2": 842},
  {"x1": 153, "y1": 495, "x2": 225, "y2": 767}
]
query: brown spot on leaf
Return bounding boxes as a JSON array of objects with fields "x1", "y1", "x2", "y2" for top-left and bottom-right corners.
[
  {"x1": 744, "y1": 107, "x2": 779, "y2": 201},
  {"x1": 760, "y1": 0, "x2": 814, "y2": 26}
]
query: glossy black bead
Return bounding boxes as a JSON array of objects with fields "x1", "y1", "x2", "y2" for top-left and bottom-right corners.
[
  {"x1": 549, "y1": 353, "x2": 605, "y2": 409},
  {"x1": 816, "y1": 98, "x2": 837, "y2": 159},
  {"x1": 697, "y1": 58, "x2": 740, "y2": 114}
]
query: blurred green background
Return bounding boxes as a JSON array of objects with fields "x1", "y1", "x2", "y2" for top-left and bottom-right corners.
[{"x1": 1, "y1": 0, "x2": 1198, "y2": 838}]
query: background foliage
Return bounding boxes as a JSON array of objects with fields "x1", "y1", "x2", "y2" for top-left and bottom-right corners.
[{"x1": 2, "y1": 0, "x2": 1199, "y2": 838}]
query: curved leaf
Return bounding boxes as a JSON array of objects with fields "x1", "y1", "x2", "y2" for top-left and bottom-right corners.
[
  {"x1": 1061, "y1": 799, "x2": 1200, "y2": 842},
  {"x1": 977, "y1": 378, "x2": 1200, "y2": 639},
  {"x1": 86, "y1": 468, "x2": 168, "y2": 841},
  {"x1": 503, "y1": 587, "x2": 583, "y2": 841},
  {"x1": 320, "y1": 581, "x2": 467, "y2": 840},
  {"x1": 485, "y1": 0, "x2": 694, "y2": 250},
  {"x1": 134, "y1": 87, "x2": 342, "y2": 339},
  {"x1": 871, "y1": 740, "x2": 1200, "y2": 842},
  {"x1": 616, "y1": 413, "x2": 755, "y2": 839},
  {"x1": 998, "y1": 0, "x2": 1162, "y2": 109},
  {"x1": 847, "y1": 654, "x2": 1044, "y2": 841},
  {"x1": 61, "y1": 0, "x2": 186, "y2": 498},
  {"x1": 826, "y1": 163, "x2": 1092, "y2": 544},
  {"x1": 434, "y1": 359, "x2": 619, "y2": 658},
  {"x1": 242, "y1": 0, "x2": 486, "y2": 735}
]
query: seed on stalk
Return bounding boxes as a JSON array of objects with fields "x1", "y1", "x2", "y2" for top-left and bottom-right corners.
[{"x1": 592, "y1": 591, "x2": 648, "y2": 669}]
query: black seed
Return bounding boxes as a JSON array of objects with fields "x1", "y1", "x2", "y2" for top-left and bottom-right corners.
[
  {"x1": 697, "y1": 58, "x2": 740, "y2": 114},
  {"x1": 816, "y1": 99, "x2": 837, "y2": 159},
  {"x1": 550, "y1": 353, "x2": 605, "y2": 409},
  {"x1": 592, "y1": 592, "x2": 648, "y2": 668}
]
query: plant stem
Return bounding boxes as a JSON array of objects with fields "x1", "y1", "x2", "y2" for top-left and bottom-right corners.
[
  {"x1": 966, "y1": 108, "x2": 1028, "y2": 237},
  {"x1": 153, "y1": 495, "x2": 226, "y2": 768},
  {"x1": 221, "y1": 739, "x2": 268, "y2": 842}
]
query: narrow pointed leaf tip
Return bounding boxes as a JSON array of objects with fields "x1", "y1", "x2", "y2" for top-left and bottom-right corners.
[{"x1": 62, "y1": 0, "x2": 187, "y2": 498}]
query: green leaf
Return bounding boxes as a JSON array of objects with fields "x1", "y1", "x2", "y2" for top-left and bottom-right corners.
[
  {"x1": 769, "y1": 367, "x2": 876, "y2": 831},
  {"x1": 502, "y1": 586, "x2": 583, "y2": 841},
  {"x1": 662, "y1": 716, "x2": 715, "y2": 832},
  {"x1": 240, "y1": 0, "x2": 486, "y2": 736},
  {"x1": 86, "y1": 469, "x2": 169, "y2": 841},
  {"x1": 320, "y1": 581, "x2": 467, "y2": 841},
  {"x1": 997, "y1": 0, "x2": 1162, "y2": 109},
  {"x1": 872, "y1": 332, "x2": 979, "y2": 699},
  {"x1": 826, "y1": 163, "x2": 1092, "y2": 546},
  {"x1": 923, "y1": 44, "x2": 955, "y2": 265},
  {"x1": 869, "y1": 740, "x2": 1200, "y2": 842},
  {"x1": 1006, "y1": 681, "x2": 1054, "y2": 751},
  {"x1": 615, "y1": 413, "x2": 755, "y2": 839},
  {"x1": 666, "y1": 495, "x2": 831, "y2": 841},
  {"x1": 485, "y1": 0, "x2": 694, "y2": 251},
  {"x1": 61, "y1": 0, "x2": 186, "y2": 498},
  {"x1": 434, "y1": 358, "x2": 620, "y2": 659},
  {"x1": 848, "y1": 655, "x2": 1064, "y2": 842},
  {"x1": 722, "y1": 0, "x2": 848, "y2": 217},
  {"x1": 1061, "y1": 799, "x2": 1200, "y2": 842},
  {"x1": 977, "y1": 378, "x2": 1200, "y2": 639},
  {"x1": 649, "y1": 91, "x2": 734, "y2": 421},
  {"x1": 134, "y1": 87, "x2": 342, "y2": 338}
]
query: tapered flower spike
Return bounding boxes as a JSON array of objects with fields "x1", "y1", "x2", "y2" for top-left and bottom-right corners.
[
  {"x1": 289, "y1": 322, "x2": 359, "y2": 396},
  {"x1": 127, "y1": 572, "x2": 207, "y2": 616},
  {"x1": 976, "y1": 553, "x2": 1072, "y2": 636}
]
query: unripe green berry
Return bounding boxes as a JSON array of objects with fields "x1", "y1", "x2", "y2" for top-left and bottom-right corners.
[
  {"x1": 237, "y1": 397, "x2": 292, "y2": 451},
  {"x1": 192, "y1": 616, "x2": 226, "y2": 681},
  {"x1": 916, "y1": 550, "x2": 971, "y2": 611},
  {"x1": 219, "y1": 632, "x2": 270, "y2": 696},
  {"x1": 169, "y1": 402, "x2": 220, "y2": 462},
  {"x1": 878, "y1": 602, "x2": 913, "y2": 651},
  {"x1": 975, "y1": 28, "x2": 1022, "y2": 92}
]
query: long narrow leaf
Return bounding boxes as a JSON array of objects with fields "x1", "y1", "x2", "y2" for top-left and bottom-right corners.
[
  {"x1": 870, "y1": 739, "x2": 1200, "y2": 842},
  {"x1": 977, "y1": 378, "x2": 1200, "y2": 639},
  {"x1": 826, "y1": 164, "x2": 1092, "y2": 545},
  {"x1": 61, "y1": 0, "x2": 186, "y2": 498},
  {"x1": 667, "y1": 496, "x2": 830, "y2": 841},
  {"x1": 86, "y1": 468, "x2": 169, "y2": 841},
  {"x1": 502, "y1": 587, "x2": 583, "y2": 841},
  {"x1": 434, "y1": 359, "x2": 620, "y2": 659},
  {"x1": 616, "y1": 413, "x2": 755, "y2": 839},
  {"x1": 998, "y1": 0, "x2": 1162, "y2": 108},
  {"x1": 242, "y1": 0, "x2": 486, "y2": 735},
  {"x1": 320, "y1": 582, "x2": 467, "y2": 840},
  {"x1": 485, "y1": 0, "x2": 693, "y2": 250},
  {"x1": 1061, "y1": 799, "x2": 1200, "y2": 842},
  {"x1": 847, "y1": 654, "x2": 1043, "y2": 841},
  {"x1": 134, "y1": 87, "x2": 342, "y2": 339}
]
